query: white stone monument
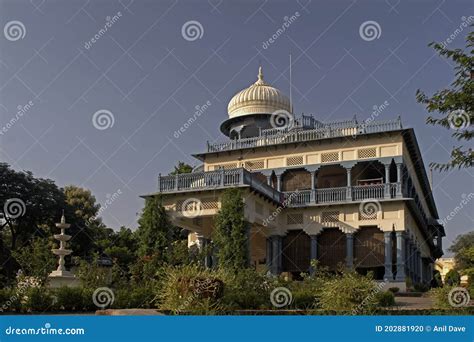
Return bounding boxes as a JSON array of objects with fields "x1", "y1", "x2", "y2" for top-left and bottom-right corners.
[{"x1": 47, "y1": 212, "x2": 80, "y2": 288}]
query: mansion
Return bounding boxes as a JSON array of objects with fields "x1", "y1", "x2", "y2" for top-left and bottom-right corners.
[{"x1": 144, "y1": 67, "x2": 445, "y2": 290}]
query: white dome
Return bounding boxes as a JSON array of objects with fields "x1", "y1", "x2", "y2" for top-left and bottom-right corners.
[{"x1": 227, "y1": 67, "x2": 292, "y2": 119}]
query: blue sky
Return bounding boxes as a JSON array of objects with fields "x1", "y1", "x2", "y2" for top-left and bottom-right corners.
[{"x1": 0, "y1": 0, "x2": 472, "y2": 251}]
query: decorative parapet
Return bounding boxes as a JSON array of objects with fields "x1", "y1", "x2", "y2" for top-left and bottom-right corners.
[{"x1": 207, "y1": 116, "x2": 403, "y2": 153}]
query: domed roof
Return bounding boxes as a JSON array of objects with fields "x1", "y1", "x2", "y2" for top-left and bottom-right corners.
[{"x1": 227, "y1": 67, "x2": 292, "y2": 119}]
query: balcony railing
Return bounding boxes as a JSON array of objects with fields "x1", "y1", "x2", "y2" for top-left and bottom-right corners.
[{"x1": 207, "y1": 117, "x2": 402, "y2": 153}]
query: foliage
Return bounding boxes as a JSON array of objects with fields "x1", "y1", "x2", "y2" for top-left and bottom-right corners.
[
  {"x1": 76, "y1": 255, "x2": 112, "y2": 289},
  {"x1": 136, "y1": 195, "x2": 172, "y2": 260},
  {"x1": 23, "y1": 287, "x2": 54, "y2": 312},
  {"x1": 213, "y1": 189, "x2": 248, "y2": 270},
  {"x1": 430, "y1": 285, "x2": 456, "y2": 309},
  {"x1": 52, "y1": 286, "x2": 86, "y2": 311},
  {"x1": 168, "y1": 161, "x2": 194, "y2": 175},
  {"x1": 449, "y1": 232, "x2": 474, "y2": 280},
  {"x1": 220, "y1": 268, "x2": 270, "y2": 309},
  {"x1": 388, "y1": 287, "x2": 399, "y2": 294},
  {"x1": 11, "y1": 237, "x2": 56, "y2": 284},
  {"x1": 416, "y1": 27, "x2": 473, "y2": 170},
  {"x1": 445, "y1": 269, "x2": 461, "y2": 286},
  {"x1": 375, "y1": 291, "x2": 395, "y2": 307},
  {"x1": 318, "y1": 271, "x2": 379, "y2": 312},
  {"x1": 113, "y1": 286, "x2": 157, "y2": 309}
]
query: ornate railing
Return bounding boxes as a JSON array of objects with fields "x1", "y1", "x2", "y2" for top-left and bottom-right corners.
[
  {"x1": 158, "y1": 168, "x2": 404, "y2": 207},
  {"x1": 207, "y1": 117, "x2": 402, "y2": 153}
]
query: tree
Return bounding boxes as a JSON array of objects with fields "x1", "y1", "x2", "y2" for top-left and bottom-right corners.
[
  {"x1": 136, "y1": 195, "x2": 172, "y2": 259},
  {"x1": 213, "y1": 188, "x2": 248, "y2": 270},
  {"x1": 445, "y1": 269, "x2": 461, "y2": 286},
  {"x1": 416, "y1": 26, "x2": 473, "y2": 170},
  {"x1": 449, "y1": 231, "x2": 474, "y2": 269},
  {"x1": 168, "y1": 161, "x2": 193, "y2": 175}
]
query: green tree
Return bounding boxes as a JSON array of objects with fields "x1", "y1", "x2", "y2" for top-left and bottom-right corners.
[
  {"x1": 445, "y1": 269, "x2": 461, "y2": 286},
  {"x1": 213, "y1": 189, "x2": 248, "y2": 270},
  {"x1": 169, "y1": 161, "x2": 193, "y2": 175},
  {"x1": 416, "y1": 27, "x2": 473, "y2": 170},
  {"x1": 449, "y1": 231, "x2": 474, "y2": 269},
  {"x1": 136, "y1": 195, "x2": 172, "y2": 259}
]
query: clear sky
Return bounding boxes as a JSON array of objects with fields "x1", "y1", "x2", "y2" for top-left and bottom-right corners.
[{"x1": 0, "y1": 0, "x2": 472, "y2": 252}]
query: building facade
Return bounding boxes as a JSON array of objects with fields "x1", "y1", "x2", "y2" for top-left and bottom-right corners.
[{"x1": 144, "y1": 67, "x2": 445, "y2": 290}]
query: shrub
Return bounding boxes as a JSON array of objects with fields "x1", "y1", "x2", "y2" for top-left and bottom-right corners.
[
  {"x1": 158, "y1": 265, "x2": 224, "y2": 314},
  {"x1": 318, "y1": 271, "x2": 379, "y2": 312},
  {"x1": 114, "y1": 286, "x2": 157, "y2": 309},
  {"x1": 414, "y1": 283, "x2": 430, "y2": 293},
  {"x1": 23, "y1": 287, "x2": 53, "y2": 312},
  {"x1": 429, "y1": 286, "x2": 454, "y2": 309},
  {"x1": 53, "y1": 286, "x2": 85, "y2": 311},
  {"x1": 0, "y1": 288, "x2": 21, "y2": 312},
  {"x1": 220, "y1": 268, "x2": 269, "y2": 309},
  {"x1": 445, "y1": 270, "x2": 461, "y2": 286},
  {"x1": 376, "y1": 291, "x2": 395, "y2": 307}
]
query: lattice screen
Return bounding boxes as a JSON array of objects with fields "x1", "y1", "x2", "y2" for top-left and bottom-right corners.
[
  {"x1": 359, "y1": 210, "x2": 377, "y2": 220},
  {"x1": 358, "y1": 147, "x2": 377, "y2": 159},
  {"x1": 244, "y1": 159, "x2": 264, "y2": 170},
  {"x1": 321, "y1": 151, "x2": 339, "y2": 163},
  {"x1": 321, "y1": 211, "x2": 340, "y2": 223},
  {"x1": 287, "y1": 213, "x2": 304, "y2": 225},
  {"x1": 287, "y1": 155, "x2": 304, "y2": 166}
]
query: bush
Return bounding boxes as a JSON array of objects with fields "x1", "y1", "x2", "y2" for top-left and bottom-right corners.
[
  {"x1": 318, "y1": 271, "x2": 379, "y2": 312},
  {"x1": 445, "y1": 270, "x2": 461, "y2": 286},
  {"x1": 429, "y1": 286, "x2": 454, "y2": 309},
  {"x1": 53, "y1": 286, "x2": 85, "y2": 311},
  {"x1": 414, "y1": 283, "x2": 430, "y2": 293},
  {"x1": 114, "y1": 286, "x2": 157, "y2": 309},
  {"x1": 0, "y1": 288, "x2": 21, "y2": 312},
  {"x1": 158, "y1": 265, "x2": 224, "y2": 314},
  {"x1": 376, "y1": 291, "x2": 395, "y2": 307},
  {"x1": 220, "y1": 269, "x2": 269, "y2": 309},
  {"x1": 23, "y1": 287, "x2": 54, "y2": 312}
]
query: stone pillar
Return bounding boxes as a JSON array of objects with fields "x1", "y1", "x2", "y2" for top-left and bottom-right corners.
[
  {"x1": 309, "y1": 235, "x2": 318, "y2": 275},
  {"x1": 396, "y1": 163, "x2": 402, "y2": 197},
  {"x1": 271, "y1": 236, "x2": 280, "y2": 274},
  {"x1": 346, "y1": 168, "x2": 352, "y2": 200},
  {"x1": 266, "y1": 175, "x2": 272, "y2": 186},
  {"x1": 346, "y1": 233, "x2": 354, "y2": 269},
  {"x1": 266, "y1": 237, "x2": 272, "y2": 271},
  {"x1": 384, "y1": 163, "x2": 391, "y2": 198},
  {"x1": 395, "y1": 231, "x2": 406, "y2": 281},
  {"x1": 384, "y1": 232, "x2": 393, "y2": 281},
  {"x1": 276, "y1": 174, "x2": 282, "y2": 192},
  {"x1": 310, "y1": 170, "x2": 316, "y2": 203}
]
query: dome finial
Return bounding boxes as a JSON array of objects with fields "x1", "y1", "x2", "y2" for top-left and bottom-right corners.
[{"x1": 258, "y1": 66, "x2": 263, "y2": 81}]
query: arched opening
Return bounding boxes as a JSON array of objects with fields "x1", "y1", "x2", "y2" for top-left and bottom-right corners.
[
  {"x1": 351, "y1": 161, "x2": 385, "y2": 185},
  {"x1": 317, "y1": 228, "x2": 346, "y2": 271},
  {"x1": 317, "y1": 165, "x2": 346, "y2": 188},
  {"x1": 282, "y1": 229, "x2": 311, "y2": 278},
  {"x1": 353, "y1": 226, "x2": 385, "y2": 280},
  {"x1": 281, "y1": 169, "x2": 311, "y2": 192}
]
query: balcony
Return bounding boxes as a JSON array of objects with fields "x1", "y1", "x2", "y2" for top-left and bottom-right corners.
[
  {"x1": 157, "y1": 168, "x2": 404, "y2": 208},
  {"x1": 206, "y1": 117, "x2": 403, "y2": 153}
]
